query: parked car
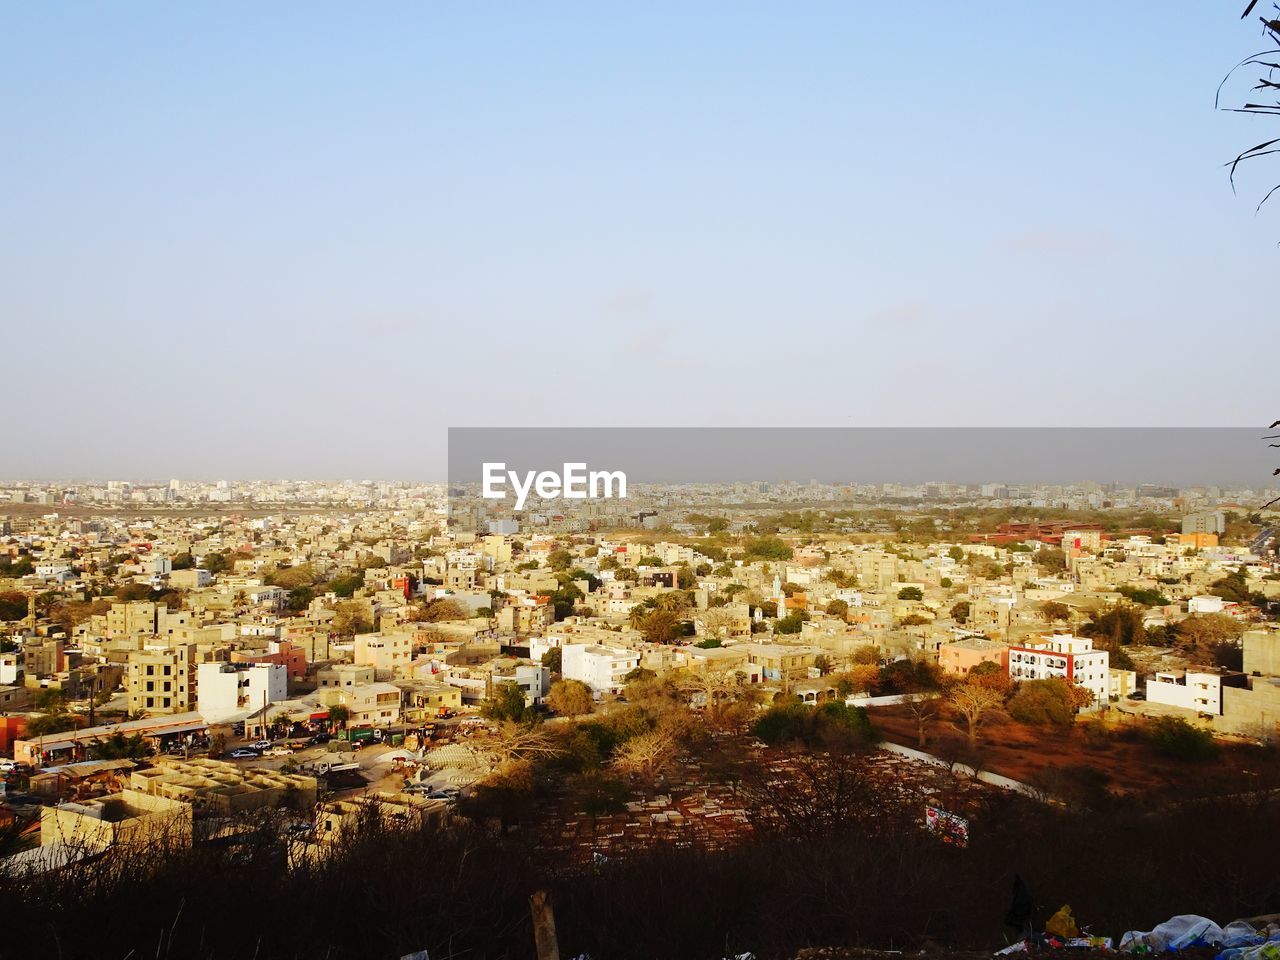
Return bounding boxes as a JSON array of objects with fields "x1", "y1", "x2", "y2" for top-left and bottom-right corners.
[
  {"x1": 228, "y1": 748, "x2": 260, "y2": 760},
  {"x1": 0, "y1": 760, "x2": 19, "y2": 773},
  {"x1": 265, "y1": 746, "x2": 292, "y2": 758},
  {"x1": 308, "y1": 733, "x2": 331, "y2": 745},
  {"x1": 250, "y1": 739, "x2": 272, "y2": 751}
]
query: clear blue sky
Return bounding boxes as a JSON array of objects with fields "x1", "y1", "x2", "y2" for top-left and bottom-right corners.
[{"x1": 2, "y1": 2, "x2": 1277, "y2": 479}]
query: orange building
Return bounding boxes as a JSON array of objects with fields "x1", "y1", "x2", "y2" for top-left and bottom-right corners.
[{"x1": 938, "y1": 638, "x2": 1009, "y2": 677}]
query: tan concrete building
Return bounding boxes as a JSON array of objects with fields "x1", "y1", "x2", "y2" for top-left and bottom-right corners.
[
  {"x1": 130, "y1": 757, "x2": 317, "y2": 814},
  {"x1": 41, "y1": 788, "x2": 192, "y2": 851},
  {"x1": 127, "y1": 645, "x2": 197, "y2": 715}
]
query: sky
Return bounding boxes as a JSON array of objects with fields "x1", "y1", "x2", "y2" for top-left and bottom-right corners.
[{"x1": 3, "y1": 2, "x2": 1279, "y2": 480}]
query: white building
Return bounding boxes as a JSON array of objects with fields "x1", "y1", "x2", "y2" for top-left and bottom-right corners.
[
  {"x1": 1007, "y1": 634, "x2": 1109, "y2": 711},
  {"x1": 1146, "y1": 667, "x2": 1246, "y2": 716},
  {"x1": 197, "y1": 661, "x2": 288, "y2": 723},
  {"x1": 1188, "y1": 595, "x2": 1226, "y2": 615},
  {"x1": 561, "y1": 643, "x2": 640, "y2": 698}
]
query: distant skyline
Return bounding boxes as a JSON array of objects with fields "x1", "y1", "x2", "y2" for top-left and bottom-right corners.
[
  {"x1": 4, "y1": 3, "x2": 1279, "y2": 478},
  {"x1": 3, "y1": 428, "x2": 1276, "y2": 491}
]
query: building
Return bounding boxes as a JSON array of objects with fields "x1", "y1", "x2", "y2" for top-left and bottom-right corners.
[
  {"x1": 127, "y1": 646, "x2": 196, "y2": 715},
  {"x1": 561, "y1": 643, "x2": 640, "y2": 697},
  {"x1": 196, "y1": 661, "x2": 288, "y2": 723},
  {"x1": 130, "y1": 757, "x2": 317, "y2": 813},
  {"x1": 316, "y1": 682, "x2": 402, "y2": 727},
  {"x1": 40, "y1": 788, "x2": 192, "y2": 852},
  {"x1": 13, "y1": 712, "x2": 209, "y2": 766},
  {"x1": 230, "y1": 640, "x2": 307, "y2": 681},
  {"x1": 354, "y1": 631, "x2": 413, "y2": 679},
  {"x1": 290, "y1": 792, "x2": 448, "y2": 866},
  {"x1": 1188, "y1": 595, "x2": 1227, "y2": 615},
  {"x1": 1146, "y1": 666, "x2": 1248, "y2": 716},
  {"x1": 107, "y1": 601, "x2": 159, "y2": 638},
  {"x1": 1007, "y1": 634, "x2": 1109, "y2": 711},
  {"x1": 1243, "y1": 626, "x2": 1280, "y2": 676},
  {"x1": 1182, "y1": 511, "x2": 1226, "y2": 536},
  {"x1": 317, "y1": 663, "x2": 376, "y2": 689},
  {"x1": 938, "y1": 638, "x2": 1009, "y2": 677}
]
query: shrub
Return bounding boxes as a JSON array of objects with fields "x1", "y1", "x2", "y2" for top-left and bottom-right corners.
[
  {"x1": 1007, "y1": 679, "x2": 1073, "y2": 726},
  {"x1": 1146, "y1": 717, "x2": 1219, "y2": 762}
]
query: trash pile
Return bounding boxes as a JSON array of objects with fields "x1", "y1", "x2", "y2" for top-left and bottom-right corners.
[{"x1": 996, "y1": 911, "x2": 1280, "y2": 959}]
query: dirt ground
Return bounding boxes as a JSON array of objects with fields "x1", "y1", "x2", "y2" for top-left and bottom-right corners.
[{"x1": 868, "y1": 703, "x2": 1269, "y2": 797}]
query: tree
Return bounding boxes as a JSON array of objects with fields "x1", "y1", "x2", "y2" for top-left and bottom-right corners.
[
  {"x1": 967, "y1": 659, "x2": 1013, "y2": 695},
  {"x1": 1081, "y1": 603, "x2": 1146, "y2": 652},
  {"x1": 813, "y1": 654, "x2": 833, "y2": 676},
  {"x1": 482, "y1": 681, "x2": 534, "y2": 724},
  {"x1": 547, "y1": 679, "x2": 594, "y2": 717},
  {"x1": 741, "y1": 536, "x2": 793, "y2": 561},
  {"x1": 1175, "y1": 613, "x2": 1244, "y2": 656},
  {"x1": 417, "y1": 598, "x2": 468, "y2": 622},
  {"x1": 25, "y1": 711, "x2": 80, "y2": 736},
  {"x1": 171, "y1": 552, "x2": 195, "y2": 570},
  {"x1": 637, "y1": 608, "x2": 681, "y2": 645},
  {"x1": 1007, "y1": 678, "x2": 1076, "y2": 726},
  {"x1": 1222, "y1": 7, "x2": 1280, "y2": 225},
  {"x1": 87, "y1": 732, "x2": 154, "y2": 760},
  {"x1": 333, "y1": 601, "x2": 374, "y2": 635},
  {"x1": 1041, "y1": 600, "x2": 1071, "y2": 622},
  {"x1": 897, "y1": 586, "x2": 924, "y2": 601},
  {"x1": 202, "y1": 551, "x2": 233, "y2": 574},
  {"x1": 541, "y1": 646, "x2": 562, "y2": 674},
  {"x1": 547, "y1": 549, "x2": 573, "y2": 572},
  {"x1": 327, "y1": 704, "x2": 351, "y2": 732},
  {"x1": 612, "y1": 727, "x2": 678, "y2": 791},
  {"x1": 950, "y1": 600, "x2": 971, "y2": 623},
  {"x1": 904, "y1": 692, "x2": 941, "y2": 749},
  {"x1": 847, "y1": 663, "x2": 882, "y2": 695},
  {"x1": 949, "y1": 681, "x2": 1005, "y2": 749},
  {"x1": 482, "y1": 721, "x2": 560, "y2": 767},
  {"x1": 825, "y1": 599, "x2": 849, "y2": 619}
]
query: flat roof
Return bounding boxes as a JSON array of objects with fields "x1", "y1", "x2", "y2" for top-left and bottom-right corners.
[{"x1": 16, "y1": 711, "x2": 207, "y2": 750}]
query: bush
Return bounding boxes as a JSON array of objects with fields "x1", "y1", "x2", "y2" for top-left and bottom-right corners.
[
  {"x1": 1007, "y1": 679, "x2": 1073, "y2": 726},
  {"x1": 1146, "y1": 717, "x2": 1219, "y2": 762},
  {"x1": 751, "y1": 701, "x2": 875, "y2": 750}
]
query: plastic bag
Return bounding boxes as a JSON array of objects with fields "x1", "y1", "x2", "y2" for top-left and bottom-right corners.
[
  {"x1": 1046, "y1": 905, "x2": 1080, "y2": 940},
  {"x1": 1121, "y1": 915, "x2": 1226, "y2": 953}
]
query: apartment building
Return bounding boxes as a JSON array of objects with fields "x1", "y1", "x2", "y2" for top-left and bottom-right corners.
[
  {"x1": 1007, "y1": 634, "x2": 1109, "y2": 711},
  {"x1": 127, "y1": 645, "x2": 196, "y2": 715},
  {"x1": 196, "y1": 661, "x2": 288, "y2": 723},
  {"x1": 561, "y1": 643, "x2": 640, "y2": 697},
  {"x1": 317, "y1": 682, "x2": 402, "y2": 727},
  {"x1": 107, "y1": 601, "x2": 159, "y2": 638},
  {"x1": 939, "y1": 637, "x2": 1009, "y2": 677},
  {"x1": 354, "y1": 631, "x2": 413, "y2": 680}
]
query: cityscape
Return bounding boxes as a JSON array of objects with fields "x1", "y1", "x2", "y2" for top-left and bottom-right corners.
[
  {"x1": 1, "y1": 463, "x2": 1279, "y2": 957},
  {"x1": 6, "y1": 1, "x2": 1280, "y2": 958}
]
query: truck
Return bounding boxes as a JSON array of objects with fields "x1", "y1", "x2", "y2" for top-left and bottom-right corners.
[{"x1": 340, "y1": 726, "x2": 383, "y2": 746}]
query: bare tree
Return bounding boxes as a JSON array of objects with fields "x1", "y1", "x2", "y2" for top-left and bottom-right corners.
[
  {"x1": 481, "y1": 721, "x2": 561, "y2": 767},
  {"x1": 949, "y1": 682, "x2": 1005, "y2": 751},
  {"x1": 612, "y1": 726, "x2": 678, "y2": 792},
  {"x1": 904, "y1": 692, "x2": 941, "y2": 749}
]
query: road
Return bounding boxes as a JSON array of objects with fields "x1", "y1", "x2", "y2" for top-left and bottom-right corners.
[{"x1": 1249, "y1": 525, "x2": 1276, "y2": 557}]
